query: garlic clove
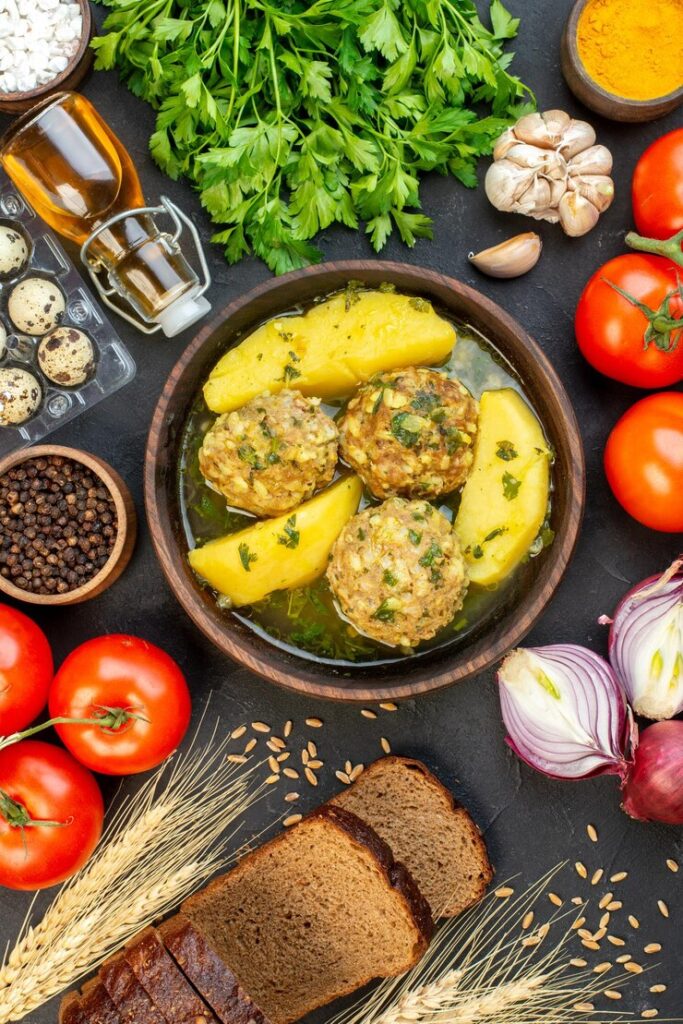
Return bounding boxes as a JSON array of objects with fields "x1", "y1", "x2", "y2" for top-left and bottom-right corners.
[
  {"x1": 469, "y1": 232, "x2": 542, "y2": 278},
  {"x1": 493, "y1": 127, "x2": 517, "y2": 161},
  {"x1": 558, "y1": 190, "x2": 600, "y2": 236},
  {"x1": 485, "y1": 161, "x2": 537, "y2": 211},
  {"x1": 505, "y1": 142, "x2": 552, "y2": 171},
  {"x1": 568, "y1": 174, "x2": 615, "y2": 214},
  {"x1": 514, "y1": 110, "x2": 571, "y2": 150},
  {"x1": 558, "y1": 118, "x2": 596, "y2": 159},
  {"x1": 568, "y1": 144, "x2": 614, "y2": 177},
  {"x1": 517, "y1": 175, "x2": 552, "y2": 216}
]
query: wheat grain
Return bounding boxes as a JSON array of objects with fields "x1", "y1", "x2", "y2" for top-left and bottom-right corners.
[
  {"x1": 657, "y1": 900, "x2": 669, "y2": 918},
  {"x1": 283, "y1": 720, "x2": 293, "y2": 738},
  {"x1": 586, "y1": 824, "x2": 598, "y2": 842},
  {"x1": 666, "y1": 859, "x2": 678, "y2": 873},
  {"x1": 650, "y1": 984, "x2": 666, "y2": 993},
  {"x1": 380, "y1": 702, "x2": 398, "y2": 711},
  {"x1": 644, "y1": 943, "x2": 662, "y2": 954},
  {"x1": 0, "y1": 730, "x2": 263, "y2": 1023},
  {"x1": 610, "y1": 871, "x2": 628, "y2": 882},
  {"x1": 251, "y1": 721, "x2": 270, "y2": 733},
  {"x1": 641, "y1": 1010, "x2": 658, "y2": 1018},
  {"x1": 306, "y1": 717, "x2": 323, "y2": 728},
  {"x1": 575, "y1": 862, "x2": 587, "y2": 879},
  {"x1": 590, "y1": 868, "x2": 604, "y2": 885}
]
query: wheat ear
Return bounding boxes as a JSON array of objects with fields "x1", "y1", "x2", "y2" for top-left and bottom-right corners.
[{"x1": 0, "y1": 722, "x2": 265, "y2": 1023}]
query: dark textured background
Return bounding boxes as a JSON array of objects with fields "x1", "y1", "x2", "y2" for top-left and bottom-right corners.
[{"x1": 1, "y1": 1, "x2": 681, "y2": 1020}]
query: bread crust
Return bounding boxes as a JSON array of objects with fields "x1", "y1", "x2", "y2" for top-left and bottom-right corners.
[
  {"x1": 125, "y1": 926, "x2": 218, "y2": 1023},
  {"x1": 100, "y1": 952, "x2": 166, "y2": 1024},
  {"x1": 59, "y1": 992, "x2": 88, "y2": 1024},
  {"x1": 160, "y1": 914, "x2": 271, "y2": 1024}
]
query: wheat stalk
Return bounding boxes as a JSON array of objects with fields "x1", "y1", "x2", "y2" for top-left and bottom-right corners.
[
  {"x1": 0, "y1": 721, "x2": 265, "y2": 1023},
  {"x1": 329, "y1": 866, "x2": 665, "y2": 1024}
]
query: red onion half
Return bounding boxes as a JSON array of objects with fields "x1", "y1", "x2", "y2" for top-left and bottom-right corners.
[
  {"x1": 498, "y1": 645, "x2": 634, "y2": 780},
  {"x1": 605, "y1": 557, "x2": 683, "y2": 721},
  {"x1": 621, "y1": 720, "x2": 683, "y2": 825}
]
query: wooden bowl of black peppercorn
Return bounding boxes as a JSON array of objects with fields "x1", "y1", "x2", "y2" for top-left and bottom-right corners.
[{"x1": 0, "y1": 445, "x2": 136, "y2": 606}]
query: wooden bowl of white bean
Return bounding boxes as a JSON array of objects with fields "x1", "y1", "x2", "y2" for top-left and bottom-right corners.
[{"x1": 0, "y1": 0, "x2": 93, "y2": 115}]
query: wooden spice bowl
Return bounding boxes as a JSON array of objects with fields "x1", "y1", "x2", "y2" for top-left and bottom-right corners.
[
  {"x1": 561, "y1": 0, "x2": 683, "y2": 122},
  {"x1": 0, "y1": 0, "x2": 94, "y2": 116},
  {"x1": 145, "y1": 261, "x2": 586, "y2": 703},
  {"x1": 0, "y1": 444, "x2": 136, "y2": 606}
]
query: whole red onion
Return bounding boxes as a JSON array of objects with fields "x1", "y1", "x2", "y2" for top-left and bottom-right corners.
[{"x1": 621, "y1": 720, "x2": 683, "y2": 825}]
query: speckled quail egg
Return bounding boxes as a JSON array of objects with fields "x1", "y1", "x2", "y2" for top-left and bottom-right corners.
[
  {"x1": 0, "y1": 225, "x2": 29, "y2": 279},
  {"x1": 0, "y1": 368, "x2": 42, "y2": 426},
  {"x1": 7, "y1": 277, "x2": 66, "y2": 336},
  {"x1": 37, "y1": 327, "x2": 95, "y2": 387}
]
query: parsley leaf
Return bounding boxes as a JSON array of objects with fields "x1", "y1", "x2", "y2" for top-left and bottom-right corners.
[
  {"x1": 238, "y1": 542, "x2": 257, "y2": 571},
  {"x1": 391, "y1": 412, "x2": 423, "y2": 448},
  {"x1": 277, "y1": 516, "x2": 300, "y2": 549},
  {"x1": 502, "y1": 472, "x2": 522, "y2": 500},
  {"x1": 496, "y1": 440, "x2": 518, "y2": 461}
]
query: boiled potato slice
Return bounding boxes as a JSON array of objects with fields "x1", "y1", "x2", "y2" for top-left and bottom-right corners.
[
  {"x1": 188, "y1": 475, "x2": 362, "y2": 606},
  {"x1": 204, "y1": 290, "x2": 456, "y2": 413},
  {"x1": 454, "y1": 389, "x2": 550, "y2": 587}
]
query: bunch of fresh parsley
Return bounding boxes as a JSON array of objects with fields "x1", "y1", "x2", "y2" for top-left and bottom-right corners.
[{"x1": 94, "y1": 0, "x2": 534, "y2": 274}]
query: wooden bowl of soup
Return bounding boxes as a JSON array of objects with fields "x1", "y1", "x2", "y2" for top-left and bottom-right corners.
[{"x1": 144, "y1": 262, "x2": 585, "y2": 702}]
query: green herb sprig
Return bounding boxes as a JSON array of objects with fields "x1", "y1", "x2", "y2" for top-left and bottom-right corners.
[{"x1": 94, "y1": 0, "x2": 533, "y2": 274}]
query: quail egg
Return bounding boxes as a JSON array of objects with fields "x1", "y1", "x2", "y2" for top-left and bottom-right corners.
[
  {"x1": 0, "y1": 368, "x2": 42, "y2": 426},
  {"x1": 38, "y1": 327, "x2": 95, "y2": 387},
  {"x1": 0, "y1": 225, "x2": 29, "y2": 279},
  {"x1": 7, "y1": 277, "x2": 66, "y2": 336}
]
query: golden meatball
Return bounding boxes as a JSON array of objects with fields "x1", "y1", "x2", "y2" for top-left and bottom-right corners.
[
  {"x1": 327, "y1": 498, "x2": 468, "y2": 648},
  {"x1": 339, "y1": 367, "x2": 478, "y2": 499},
  {"x1": 199, "y1": 389, "x2": 338, "y2": 518}
]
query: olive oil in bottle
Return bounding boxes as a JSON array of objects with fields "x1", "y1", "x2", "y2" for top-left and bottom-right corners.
[{"x1": 1, "y1": 92, "x2": 210, "y2": 336}]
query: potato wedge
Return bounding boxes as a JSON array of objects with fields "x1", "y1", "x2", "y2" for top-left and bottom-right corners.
[
  {"x1": 454, "y1": 389, "x2": 550, "y2": 587},
  {"x1": 188, "y1": 475, "x2": 363, "y2": 606},
  {"x1": 204, "y1": 290, "x2": 456, "y2": 413}
]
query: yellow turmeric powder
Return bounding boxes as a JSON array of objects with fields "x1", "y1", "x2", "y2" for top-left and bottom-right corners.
[{"x1": 577, "y1": 0, "x2": 683, "y2": 101}]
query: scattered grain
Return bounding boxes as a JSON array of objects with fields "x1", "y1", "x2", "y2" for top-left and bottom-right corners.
[
  {"x1": 599, "y1": 912, "x2": 610, "y2": 929},
  {"x1": 575, "y1": 861, "x2": 588, "y2": 879},
  {"x1": 591, "y1": 868, "x2": 604, "y2": 885},
  {"x1": 607, "y1": 936, "x2": 625, "y2": 947},
  {"x1": 265, "y1": 774, "x2": 279, "y2": 785},
  {"x1": 307, "y1": 759, "x2": 323, "y2": 769},
  {"x1": 610, "y1": 871, "x2": 628, "y2": 882},
  {"x1": 301, "y1": 749, "x2": 310, "y2": 765},
  {"x1": 380, "y1": 702, "x2": 398, "y2": 711},
  {"x1": 582, "y1": 940, "x2": 600, "y2": 951},
  {"x1": 349, "y1": 763, "x2": 364, "y2": 781},
  {"x1": 572, "y1": 916, "x2": 587, "y2": 930},
  {"x1": 571, "y1": 896, "x2": 584, "y2": 905},
  {"x1": 267, "y1": 756, "x2": 280, "y2": 773},
  {"x1": 548, "y1": 892, "x2": 563, "y2": 907},
  {"x1": 521, "y1": 935, "x2": 540, "y2": 947},
  {"x1": 283, "y1": 720, "x2": 293, "y2": 738},
  {"x1": 593, "y1": 927, "x2": 607, "y2": 941},
  {"x1": 283, "y1": 767, "x2": 300, "y2": 780},
  {"x1": 244, "y1": 738, "x2": 257, "y2": 754},
  {"x1": 641, "y1": 1011, "x2": 658, "y2": 1019},
  {"x1": 628, "y1": 915, "x2": 640, "y2": 929},
  {"x1": 277, "y1": 752, "x2": 290, "y2": 763},
  {"x1": 573, "y1": 1003, "x2": 594, "y2": 1012},
  {"x1": 577, "y1": 928, "x2": 593, "y2": 941},
  {"x1": 380, "y1": 737, "x2": 391, "y2": 754},
  {"x1": 625, "y1": 962, "x2": 643, "y2": 974},
  {"x1": 537, "y1": 922, "x2": 550, "y2": 939},
  {"x1": 666, "y1": 858, "x2": 678, "y2": 873},
  {"x1": 283, "y1": 814, "x2": 302, "y2": 827},
  {"x1": 307, "y1": 740, "x2": 317, "y2": 757},
  {"x1": 305, "y1": 717, "x2": 323, "y2": 728},
  {"x1": 586, "y1": 823, "x2": 598, "y2": 842},
  {"x1": 344, "y1": 760, "x2": 352, "y2": 774},
  {"x1": 649, "y1": 985, "x2": 666, "y2": 994},
  {"x1": 335, "y1": 770, "x2": 351, "y2": 784},
  {"x1": 657, "y1": 900, "x2": 669, "y2": 919},
  {"x1": 251, "y1": 722, "x2": 270, "y2": 733},
  {"x1": 593, "y1": 962, "x2": 612, "y2": 974},
  {"x1": 570, "y1": 958, "x2": 587, "y2": 968},
  {"x1": 522, "y1": 910, "x2": 534, "y2": 930},
  {"x1": 284, "y1": 792, "x2": 299, "y2": 802},
  {"x1": 495, "y1": 887, "x2": 515, "y2": 898},
  {"x1": 604, "y1": 990, "x2": 621, "y2": 1000},
  {"x1": 304, "y1": 767, "x2": 318, "y2": 786},
  {"x1": 644, "y1": 943, "x2": 662, "y2": 954},
  {"x1": 227, "y1": 754, "x2": 247, "y2": 764},
  {"x1": 606, "y1": 901, "x2": 622, "y2": 911},
  {"x1": 616, "y1": 954, "x2": 632, "y2": 963},
  {"x1": 361, "y1": 709, "x2": 377, "y2": 719},
  {"x1": 599, "y1": 893, "x2": 613, "y2": 910},
  {"x1": 230, "y1": 726, "x2": 246, "y2": 740}
]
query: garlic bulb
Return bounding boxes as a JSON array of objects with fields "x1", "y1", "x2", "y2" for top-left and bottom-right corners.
[{"x1": 485, "y1": 110, "x2": 614, "y2": 237}]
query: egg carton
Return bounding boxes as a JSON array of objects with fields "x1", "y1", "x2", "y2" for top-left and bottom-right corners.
[{"x1": 0, "y1": 176, "x2": 136, "y2": 456}]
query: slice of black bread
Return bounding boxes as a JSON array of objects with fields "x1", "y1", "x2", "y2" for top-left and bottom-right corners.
[
  {"x1": 160, "y1": 914, "x2": 271, "y2": 1024},
  {"x1": 181, "y1": 805, "x2": 432, "y2": 1024},
  {"x1": 78, "y1": 980, "x2": 122, "y2": 1024},
  {"x1": 331, "y1": 756, "x2": 493, "y2": 918},
  {"x1": 99, "y1": 952, "x2": 166, "y2": 1024},
  {"x1": 59, "y1": 993, "x2": 88, "y2": 1024},
  {"x1": 125, "y1": 926, "x2": 219, "y2": 1024}
]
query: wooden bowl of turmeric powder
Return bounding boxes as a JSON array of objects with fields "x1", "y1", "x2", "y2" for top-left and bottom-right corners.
[{"x1": 561, "y1": 0, "x2": 683, "y2": 122}]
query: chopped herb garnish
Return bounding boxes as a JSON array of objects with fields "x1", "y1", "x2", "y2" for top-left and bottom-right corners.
[
  {"x1": 472, "y1": 544, "x2": 484, "y2": 559},
  {"x1": 344, "y1": 281, "x2": 363, "y2": 310},
  {"x1": 408, "y1": 529, "x2": 422, "y2": 545},
  {"x1": 238, "y1": 444, "x2": 265, "y2": 470},
  {"x1": 484, "y1": 526, "x2": 508, "y2": 542},
  {"x1": 238, "y1": 542, "x2": 257, "y2": 571},
  {"x1": 378, "y1": 282, "x2": 396, "y2": 294},
  {"x1": 430, "y1": 407, "x2": 447, "y2": 423},
  {"x1": 279, "y1": 330, "x2": 293, "y2": 343},
  {"x1": 410, "y1": 391, "x2": 441, "y2": 414},
  {"x1": 281, "y1": 362, "x2": 301, "y2": 382},
  {"x1": 288, "y1": 349, "x2": 300, "y2": 362},
  {"x1": 445, "y1": 426, "x2": 464, "y2": 454},
  {"x1": 259, "y1": 419, "x2": 274, "y2": 439},
  {"x1": 390, "y1": 412, "x2": 423, "y2": 448},
  {"x1": 412, "y1": 511, "x2": 426, "y2": 522},
  {"x1": 419, "y1": 541, "x2": 442, "y2": 567},
  {"x1": 496, "y1": 440, "x2": 518, "y2": 461},
  {"x1": 383, "y1": 569, "x2": 398, "y2": 586},
  {"x1": 256, "y1": 353, "x2": 263, "y2": 361},
  {"x1": 373, "y1": 598, "x2": 397, "y2": 622},
  {"x1": 408, "y1": 296, "x2": 430, "y2": 312},
  {"x1": 502, "y1": 472, "x2": 521, "y2": 500},
  {"x1": 357, "y1": 527, "x2": 366, "y2": 541},
  {"x1": 277, "y1": 515, "x2": 300, "y2": 549}
]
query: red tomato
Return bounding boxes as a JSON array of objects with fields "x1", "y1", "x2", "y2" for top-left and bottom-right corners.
[
  {"x1": 0, "y1": 606, "x2": 53, "y2": 735},
  {"x1": 604, "y1": 392, "x2": 683, "y2": 532},
  {"x1": 632, "y1": 128, "x2": 683, "y2": 240},
  {"x1": 0, "y1": 740, "x2": 103, "y2": 890},
  {"x1": 575, "y1": 254, "x2": 683, "y2": 388},
  {"x1": 49, "y1": 635, "x2": 191, "y2": 775}
]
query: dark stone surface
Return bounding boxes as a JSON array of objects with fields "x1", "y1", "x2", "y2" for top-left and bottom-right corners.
[{"x1": 1, "y1": 1, "x2": 681, "y2": 1020}]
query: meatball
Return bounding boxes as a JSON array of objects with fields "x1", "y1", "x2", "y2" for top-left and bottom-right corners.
[
  {"x1": 339, "y1": 367, "x2": 478, "y2": 499},
  {"x1": 327, "y1": 497, "x2": 468, "y2": 648},
  {"x1": 199, "y1": 389, "x2": 339, "y2": 518}
]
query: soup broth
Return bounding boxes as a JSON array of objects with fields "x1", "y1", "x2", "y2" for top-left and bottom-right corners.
[{"x1": 179, "y1": 298, "x2": 554, "y2": 666}]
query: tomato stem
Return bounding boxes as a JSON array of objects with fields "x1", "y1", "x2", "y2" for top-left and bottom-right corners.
[
  {"x1": 0, "y1": 789, "x2": 65, "y2": 830},
  {"x1": 601, "y1": 276, "x2": 683, "y2": 353},
  {"x1": 0, "y1": 706, "x2": 150, "y2": 753},
  {"x1": 625, "y1": 229, "x2": 683, "y2": 269}
]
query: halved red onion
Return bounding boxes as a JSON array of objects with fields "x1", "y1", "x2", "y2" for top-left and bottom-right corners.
[
  {"x1": 606, "y1": 557, "x2": 683, "y2": 721},
  {"x1": 621, "y1": 720, "x2": 683, "y2": 825},
  {"x1": 498, "y1": 645, "x2": 634, "y2": 780}
]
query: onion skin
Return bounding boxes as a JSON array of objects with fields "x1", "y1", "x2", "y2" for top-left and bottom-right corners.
[
  {"x1": 607, "y1": 557, "x2": 683, "y2": 721},
  {"x1": 621, "y1": 721, "x2": 683, "y2": 825}
]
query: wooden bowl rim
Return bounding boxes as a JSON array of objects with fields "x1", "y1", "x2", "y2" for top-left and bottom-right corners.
[
  {"x1": 0, "y1": 443, "x2": 133, "y2": 606},
  {"x1": 145, "y1": 260, "x2": 586, "y2": 702},
  {"x1": 0, "y1": 0, "x2": 93, "y2": 107},
  {"x1": 563, "y1": 0, "x2": 683, "y2": 111}
]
